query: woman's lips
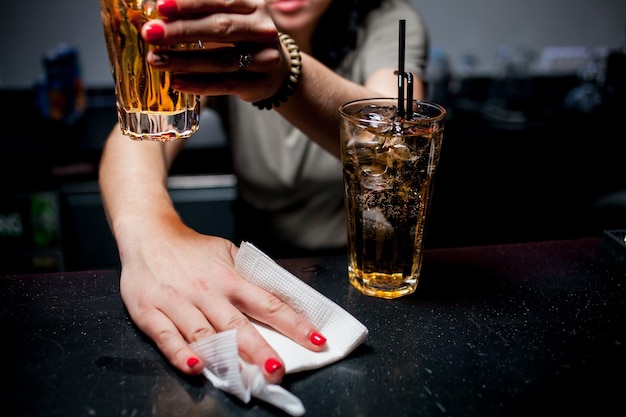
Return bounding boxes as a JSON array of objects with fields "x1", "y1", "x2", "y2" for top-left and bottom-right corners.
[{"x1": 267, "y1": 0, "x2": 306, "y2": 14}]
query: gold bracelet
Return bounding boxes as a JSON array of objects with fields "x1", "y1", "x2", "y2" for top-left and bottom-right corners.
[{"x1": 252, "y1": 33, "x2": 302, "y2": 110}]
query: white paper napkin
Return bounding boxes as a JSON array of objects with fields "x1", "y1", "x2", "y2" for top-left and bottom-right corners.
[{"x1": 189, "y1": 241, "x2": 369, "y2": 416}]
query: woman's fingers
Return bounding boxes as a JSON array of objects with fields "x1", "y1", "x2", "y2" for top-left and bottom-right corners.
[
  {"x1": 142, "y1": 276, "x2": 326, "y2": 383},
  {"x1": 157, "y1": 0, "x2": 258, "y2": 19},
  {"x1": 144, "y1": 1, "x2": 276, "y2": 46},
  {"x1": 129, "y1": 306, "x2": 209, "y2": 375},
  {"x1": 146, "y1": 48, "x2": 284, "y2": 101},
  {"x1": 197, "y1": 297, "x2": 288, "y2": 382},
  {"x1": 229, "y1": 281, "x2": 329, "y2": 354},
  {"x1": 146, "y1": 45, "x2": 279, "y2": 74}
]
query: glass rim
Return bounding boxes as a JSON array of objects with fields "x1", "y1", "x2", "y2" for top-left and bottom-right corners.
[{"x1": 338, "y1": 97, "x2": 446, "y2": 123}]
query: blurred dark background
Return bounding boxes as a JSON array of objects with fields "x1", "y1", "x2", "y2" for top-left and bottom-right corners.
[{"x1": 1, "y1": 1, "x2": 625, "y2": 273}]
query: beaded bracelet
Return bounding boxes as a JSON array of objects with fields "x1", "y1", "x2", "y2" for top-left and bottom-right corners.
[{"x1": 252, "y1": 33, "x2": 302, "y2": 110}]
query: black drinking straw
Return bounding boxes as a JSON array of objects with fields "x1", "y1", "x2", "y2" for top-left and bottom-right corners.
[
  {"x1": 397, "y1": 19, "x2": 415, "y2": 120},
  {"x1": 397, "y1": 20, "x2": 406, "y2": 118}
]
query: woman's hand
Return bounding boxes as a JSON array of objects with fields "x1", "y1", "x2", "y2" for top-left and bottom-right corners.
[
  {"x1": 118, "y1": 218, "x2": 327, "y2": 384},
  {"x1": 141, "y1": 0, "x2": 289, "y2": 103}
]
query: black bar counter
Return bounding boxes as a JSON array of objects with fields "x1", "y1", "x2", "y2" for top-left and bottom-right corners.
[{"x1": 1, "y1": 234, "x2": 625, "y2": 417}]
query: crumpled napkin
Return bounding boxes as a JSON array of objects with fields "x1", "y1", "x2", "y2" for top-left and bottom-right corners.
[{"x1": 189, "y1": 241, "x2": 368, "y2": 416}]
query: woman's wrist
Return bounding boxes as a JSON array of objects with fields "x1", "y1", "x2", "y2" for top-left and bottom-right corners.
[{"x1": 252, "y1": 33, "x2": 302, "y2": 110}]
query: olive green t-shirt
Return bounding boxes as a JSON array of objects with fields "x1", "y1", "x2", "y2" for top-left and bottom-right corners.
[{"x1": 227, "y1": 0, "x2": 428, "y2": 250}]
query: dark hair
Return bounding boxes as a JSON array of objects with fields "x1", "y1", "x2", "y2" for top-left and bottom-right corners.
[{"x1": 312, "y1": 0, "x2": 384, "y2": 69}]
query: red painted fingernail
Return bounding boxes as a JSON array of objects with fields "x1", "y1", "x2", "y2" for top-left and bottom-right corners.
[
  {"x1": 158, "y1": 0, "x2": 178, "y2": 16},
  {"x1": 187, "y1": 357, "x2": 199, "y2": 368},
  {"x1": 145, "y1": 23, "x2": 164, "y2": 42},
  {"x1": 264, "y1": 358, "x2": 283, "y2": 374},
  {"x1": 310, "y1": 332, "x2": 327, "y2": 346}
]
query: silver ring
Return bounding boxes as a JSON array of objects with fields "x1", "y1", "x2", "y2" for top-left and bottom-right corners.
[{"x1": 238, "y1": 52, "x2": 254, "y2": 71}]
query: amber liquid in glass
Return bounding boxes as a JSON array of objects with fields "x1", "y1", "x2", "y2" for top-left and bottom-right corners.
[
  {"x1": 341, "y1": 99, "x2": 445, "y2": 299},
  {"x1": 99, "y1": 0, "x2": 199, "y2": 141}
]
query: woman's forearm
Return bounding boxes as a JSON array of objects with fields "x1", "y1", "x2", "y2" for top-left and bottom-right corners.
[
  {"x1": 98, "y1": 126, "x2": 181, "y2": 247},
  {"x1": 275, "y1": 53, "x2": 423, "y2": 158}
]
